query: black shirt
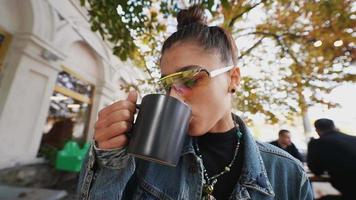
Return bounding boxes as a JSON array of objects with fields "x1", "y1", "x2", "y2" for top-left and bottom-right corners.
[
  {"x1": 308, "y1": 131, "x2": 356, "y2": 199},
  {"x1": 194, "y1": 127, "x2": 244, "y2": 200},
  {"x1": 270, "y1": 140, "x2": 303, "y2": 162}
]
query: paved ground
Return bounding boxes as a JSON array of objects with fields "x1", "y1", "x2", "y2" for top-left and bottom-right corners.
[
  {"x1": 0, "y1": 163, "x2": 78, "y2": 199},
  {"x1": 0, "y1": 185, "x2": 67, "y2": 200}
]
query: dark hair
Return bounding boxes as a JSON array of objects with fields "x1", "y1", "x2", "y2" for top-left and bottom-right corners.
[
  {"x1": 161, "y1": 5, "x2": 238, "y2": 66},
  {"x1": 278, "y1": 129, "x2": 290, "y2": 136},
  {"x1": 314, "y1": 118, "x2": 335, "y2": 132}
]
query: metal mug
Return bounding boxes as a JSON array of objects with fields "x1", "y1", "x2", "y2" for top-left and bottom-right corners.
[{"x1": 127, "y1": 94, "x2": 191, "y2": 167}]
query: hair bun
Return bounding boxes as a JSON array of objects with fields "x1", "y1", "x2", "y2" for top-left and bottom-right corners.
[{"x1": 177, "y1": 5, "x2": 207, "y2": 30}]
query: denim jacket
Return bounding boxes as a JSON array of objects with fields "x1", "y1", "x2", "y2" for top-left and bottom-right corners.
[{"x1": 78, "y1": 116, "x2": 313, "y2": 200}]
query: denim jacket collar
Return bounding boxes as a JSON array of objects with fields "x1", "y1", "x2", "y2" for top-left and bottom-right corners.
[
  {"x1": 180, "y1": 114, "x2": 275, "y2": 198},
  {"x1": 237, "y1": 128, "x2": 275, "y2": 197}
]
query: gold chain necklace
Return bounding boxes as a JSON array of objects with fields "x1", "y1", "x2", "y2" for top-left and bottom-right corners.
[{"x1": 193, "y1": 130, "x2": 242, "y2": 200}]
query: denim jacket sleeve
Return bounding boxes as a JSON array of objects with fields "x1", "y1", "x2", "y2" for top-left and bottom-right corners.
[
  {"x1": 77, "y1": 144, "x2": 136, "y2": 200},
  {"x1": 299, "y1": 169, "x2": 314, "y2": 200}
]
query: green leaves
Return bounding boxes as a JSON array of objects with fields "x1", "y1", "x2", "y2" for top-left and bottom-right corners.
[{"x1": 81, "y1": 0, "x2": 355, "y2": 124}]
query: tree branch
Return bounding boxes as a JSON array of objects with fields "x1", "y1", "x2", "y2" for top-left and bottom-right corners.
[
  {"x1": 236, "y1": 31, "x2": 304, "y2": 39},
  {"x1": 238, "y1": 37, "x2": 264, "y2": 59},
  {"x1": 245, "y1": 31, "x2": 303, "y2": 66},
  {"x1": 228, "y1": 0, "x2": 266, "y2": 28}
]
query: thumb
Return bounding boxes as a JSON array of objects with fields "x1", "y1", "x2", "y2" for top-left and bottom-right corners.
[{"x1": 127, "y1": 90, "x2": 138, "y2": 104}]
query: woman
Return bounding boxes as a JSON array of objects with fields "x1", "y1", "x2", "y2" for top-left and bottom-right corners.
[{"x1": 78, "y1": 5, "x2": 312, "y2": 200}]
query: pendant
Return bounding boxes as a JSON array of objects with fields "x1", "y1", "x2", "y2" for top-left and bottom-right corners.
[
  {"x1": 203, "y1": 194, "x2": 216, "y2": 200},
  {"x1": 203, "y1": 184, "x2": 213, "y2": 195},
  {"x1": 202, "y1": 184, "x2": 216, "y2": 200}
]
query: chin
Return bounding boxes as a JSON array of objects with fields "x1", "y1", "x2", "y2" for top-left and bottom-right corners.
[{"x1": 188, "y1": 131, "x2": 205, "y2": 137}]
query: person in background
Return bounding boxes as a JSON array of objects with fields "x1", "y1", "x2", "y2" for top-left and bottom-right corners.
[
  {"x1": 270, "y1": 129, "x2": 304, "y2": 162},
  {"x1": 307, "y1": 118, "x2": 356, "y2": 200}
]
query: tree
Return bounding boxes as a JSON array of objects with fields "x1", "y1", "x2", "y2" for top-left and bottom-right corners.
[
  {"x1": 237, "y1": 0, "x2": 356, "y2": 133},
  {"x1": 80, "y1": 0, "x2": 355, "y2": 132}
]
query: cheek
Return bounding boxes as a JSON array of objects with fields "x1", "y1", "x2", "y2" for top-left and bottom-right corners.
[
  {"x1": 184, "y1": 78, "x2": 230, "y2": 133},
  {"x1": 187, "y1": 95, "x2": 229, "y2": 134},
  {"x1": 190, "y1": 80, "x2": 227, "y2": 106},
  {"x1": 203, "y1": 82, "x2": 230, "y2": 111}
]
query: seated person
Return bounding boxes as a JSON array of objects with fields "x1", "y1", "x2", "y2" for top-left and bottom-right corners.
[{"x1": 270, "y1": 129, "x2": 303, "y2": 162}]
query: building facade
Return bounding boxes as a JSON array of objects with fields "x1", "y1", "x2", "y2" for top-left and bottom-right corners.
[{"x1": 0, "y1": 0, "x2": 145, "y2": 169}]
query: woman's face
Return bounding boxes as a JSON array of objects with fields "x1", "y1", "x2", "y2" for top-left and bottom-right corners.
[{"x1": 160, "y1": 41, "x2": 240, "y2": 136}]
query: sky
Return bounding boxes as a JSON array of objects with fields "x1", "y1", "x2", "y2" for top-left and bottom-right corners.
[
  {"x1": 251, "y1": 83, "x2": 356, "y2": 151},
  {"x1": 234, "y1": 4, "x2": 356, "y2": 147},
  {"x1": 308, "y1": 83, "x2": 356, "y2": 134},
  {"x1": 125, "y1": 2, "x2": 356, "y2": 144}
]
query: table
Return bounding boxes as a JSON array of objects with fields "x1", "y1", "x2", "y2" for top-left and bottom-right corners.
[
  {"x1": 308, "y1": 173, "x2": 331, "y2": 182},
  {"x1": 306, "y1": 173, "x2": 341, "y2": 198}
]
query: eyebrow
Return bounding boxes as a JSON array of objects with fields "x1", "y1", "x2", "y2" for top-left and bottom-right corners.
[{"x1": 160, "y1": 65, "x2": 203, "y2": 78}]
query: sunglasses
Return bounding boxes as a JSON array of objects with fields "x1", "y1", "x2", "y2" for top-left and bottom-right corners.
[{"x1": 159, "y1": 65, "x2": 234, "y2": 93}]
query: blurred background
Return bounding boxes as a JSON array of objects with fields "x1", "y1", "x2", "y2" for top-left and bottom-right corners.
[{"x1": 0, "y1": 0, "x2": 355, "y2": 199}]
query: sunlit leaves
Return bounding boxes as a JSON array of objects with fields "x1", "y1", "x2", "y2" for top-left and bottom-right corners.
[{"x1": 81, "y1": 0, "x2": 355, "y2": 124}]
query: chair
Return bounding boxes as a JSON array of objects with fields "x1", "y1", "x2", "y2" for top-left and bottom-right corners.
[{"x1": 55, "y1": 140, "x2": 90, "y2": 172}]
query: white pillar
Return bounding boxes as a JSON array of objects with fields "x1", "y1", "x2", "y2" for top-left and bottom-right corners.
[
  {"x1": 85, "y1": 80, "x2": 118, "y2": 141},
  {"x1": 0, "y1": 34, "x2": 64, "y2": 169}
]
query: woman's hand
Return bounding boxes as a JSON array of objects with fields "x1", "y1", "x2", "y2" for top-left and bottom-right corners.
[{"x1": 94, "y1": 91, "x2": 138, "y2": 149}]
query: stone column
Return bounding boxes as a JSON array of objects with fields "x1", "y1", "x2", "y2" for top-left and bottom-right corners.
[{"x1": 0, "y1": 33, "x2": 64, "y2": 169}]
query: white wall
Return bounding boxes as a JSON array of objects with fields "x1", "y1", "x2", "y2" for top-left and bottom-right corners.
[
  {"x1": 0, "y1": 33, "x2": 63, "y2": 168},
  {"x1": 0, "y1": 0, "x2": 145, "y2": 169}
]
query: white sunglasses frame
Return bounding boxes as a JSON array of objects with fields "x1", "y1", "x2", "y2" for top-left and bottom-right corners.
[{"x1": 159, "y1": 65, "x2": 235, "y2": 91}]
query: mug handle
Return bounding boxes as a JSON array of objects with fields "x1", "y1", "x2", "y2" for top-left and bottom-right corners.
[{"x1": 126, "y1": 104, "x2": 140, "y2": 139}]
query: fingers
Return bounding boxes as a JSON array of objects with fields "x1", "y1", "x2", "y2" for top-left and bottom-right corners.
[
  {"x1": 97, "y1": 100, "x2": 136, "y2": 120},
  {"x1": 94, "y1": 90, "x2": 138, "y2": 150},
  {"x1": 97, "y1": 134, "x2": 129, "y2": 149},
  {"x1": 95, "y1": 109, "x2": 134, "y2": 129},
  {"x1": 96, "y1": 91, "x2": 138, "y2": 128},
  {"x1": 94, "y1": 121, "x2": 132, "y2": 142},
  {"x1": 127, "y1": 90, "x2": 138, "y2": 104}
]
